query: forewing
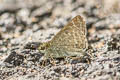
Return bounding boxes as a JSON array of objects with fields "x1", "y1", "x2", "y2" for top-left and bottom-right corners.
[{"x1": 49, "y1": 15, "x2": 88, "y2": 52}]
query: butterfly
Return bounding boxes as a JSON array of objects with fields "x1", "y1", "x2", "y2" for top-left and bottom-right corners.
[{"x1": 38, "y1": 15, "x2": 88, "y2": 60}]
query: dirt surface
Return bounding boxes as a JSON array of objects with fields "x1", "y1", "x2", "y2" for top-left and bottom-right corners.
[{"x1": 0, "y1": 0, "x2": 120, "y2": 80}]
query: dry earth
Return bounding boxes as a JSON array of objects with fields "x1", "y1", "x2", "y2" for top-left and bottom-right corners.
[{"x1": 0, "y1": 0, "x2": 120, "y2": 80}]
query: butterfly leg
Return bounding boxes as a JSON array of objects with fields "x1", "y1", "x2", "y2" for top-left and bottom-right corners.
[
  {"x1": 64, "y1": 57, "x2": 72, "y2": 64},
  {"x1": 41, "y1": 57, "x2": 47, "y2": 67},
  {"x1": 68, "y1": 55, "x2": 91, "y2": 64},
  {"x1": 86, "y1": 49, "x2": 94, "y2": 58},
  {"x1": 68, "y1": 56, "x2": 80, "y2": 63},
  {"x1": 49, "y1": 55, "x2": 56, "y2": 66}
]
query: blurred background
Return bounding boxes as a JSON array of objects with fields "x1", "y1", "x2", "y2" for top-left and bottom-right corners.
[
  {"x1": 0, "y1": 0, "x2": 120, "y2": 80},
  {"x1": 0, "y1": 0, "x2": 120, "y2": 50}
]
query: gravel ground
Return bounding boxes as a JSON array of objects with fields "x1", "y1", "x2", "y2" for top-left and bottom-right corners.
[{"x1": 0, "y1": 0, "x2": 120, "y2": 80}]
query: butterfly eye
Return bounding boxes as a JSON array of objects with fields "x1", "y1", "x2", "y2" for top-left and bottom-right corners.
[{"x1": 39, "y1": 46, "x2": 45, "y2": 50}]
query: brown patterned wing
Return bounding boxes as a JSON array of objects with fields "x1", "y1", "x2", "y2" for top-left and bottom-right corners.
[{"x1": 49, "y1": 15, "x2": 88, "y2": 52}]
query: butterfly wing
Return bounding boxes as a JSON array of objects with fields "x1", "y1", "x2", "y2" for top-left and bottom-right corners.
[{"x1": 49, "y1": 15, "x2": 88, "y2": 52}]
